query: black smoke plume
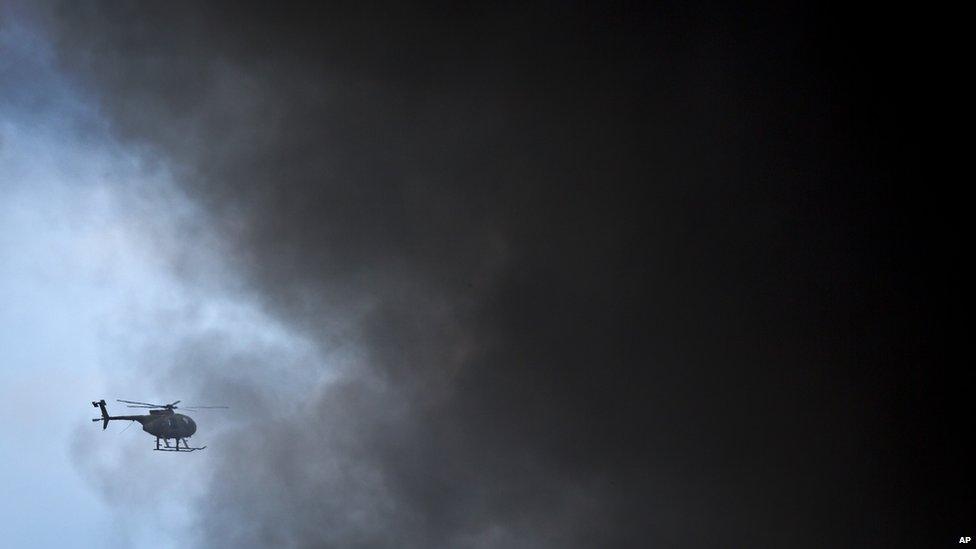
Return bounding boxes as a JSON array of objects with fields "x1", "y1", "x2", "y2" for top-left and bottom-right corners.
[{"x1": 42, "y1": 3, "x2": 967, "y2": 547}]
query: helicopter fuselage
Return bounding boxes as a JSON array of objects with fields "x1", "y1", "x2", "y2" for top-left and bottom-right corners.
[
  {"x1": 97, "y1": 408, "x2": 197, "y2": 439},
  {"x1": 140, "y1": 411, "x2": 197, "y2": 439}
]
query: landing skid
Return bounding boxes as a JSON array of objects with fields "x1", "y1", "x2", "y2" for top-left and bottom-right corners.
[{"x1": 154, "y1": 437, "x2": 206, "y2": 452}]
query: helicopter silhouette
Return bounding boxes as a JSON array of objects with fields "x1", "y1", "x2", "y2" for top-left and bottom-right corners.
[{"x1": 92, "y1": 399, "x2": 227, "y2": 452}]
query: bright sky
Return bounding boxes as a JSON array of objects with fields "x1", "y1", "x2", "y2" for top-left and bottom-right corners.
[
  {"x1": 0, "y1": 12, "x2": 322, "y2": 547},
  {"x1": 1, "y1": 14, "x2": 191, "y2": 546}
]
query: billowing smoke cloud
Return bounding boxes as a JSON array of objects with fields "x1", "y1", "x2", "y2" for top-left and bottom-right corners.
[{"x1": 35, "y1": 3, "x2": 966, "y2": 547}]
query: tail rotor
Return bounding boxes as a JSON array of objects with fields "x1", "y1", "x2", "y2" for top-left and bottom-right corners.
[{"x1": 91, "y1": 399, "x2": 109, "y2": 430}]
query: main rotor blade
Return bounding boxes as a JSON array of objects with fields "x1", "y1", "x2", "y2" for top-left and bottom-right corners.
[
  {"x1": 167, "y1": 400, "x2": 181, "y2": 407},
  {"x1": 117, "y1": 399, "x2": 165, "y2": 407},
  {"x1": 125, "y1": 405, "x2": 158, "y2": 408},
  {"x1": 182, "y1": 406, "x2": 229, "y2": 410}
]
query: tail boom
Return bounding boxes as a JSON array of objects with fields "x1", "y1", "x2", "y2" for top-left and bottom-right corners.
[{"x1": 92, "y1": 399, "x2": 147, "y2": 429}]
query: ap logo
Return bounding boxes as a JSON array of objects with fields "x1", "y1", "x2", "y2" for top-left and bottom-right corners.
[{"x1": 961, "y1": 537, "x2": 972, "y2": 544}]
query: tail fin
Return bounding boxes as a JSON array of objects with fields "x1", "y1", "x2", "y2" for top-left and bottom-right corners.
[{"x1": 92, "y1": 399, "x2": 109, "y2": 430}]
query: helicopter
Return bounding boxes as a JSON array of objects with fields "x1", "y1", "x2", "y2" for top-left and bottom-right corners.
[{"x1": 91, "y1": 399, "x2": 227, "y2": 452}]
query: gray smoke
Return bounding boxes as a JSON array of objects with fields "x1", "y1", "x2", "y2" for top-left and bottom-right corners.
[{"x1": 37, "y1": 3, "x2": 953, "y2": 547}]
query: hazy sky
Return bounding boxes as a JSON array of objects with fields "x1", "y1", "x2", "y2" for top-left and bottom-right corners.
[
  {"x1": 1, "y1": 10, "x2": 321, "y2": 546},
  {"x1": 1, "y1": 3, "x2": 968, "y2": 548}
]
